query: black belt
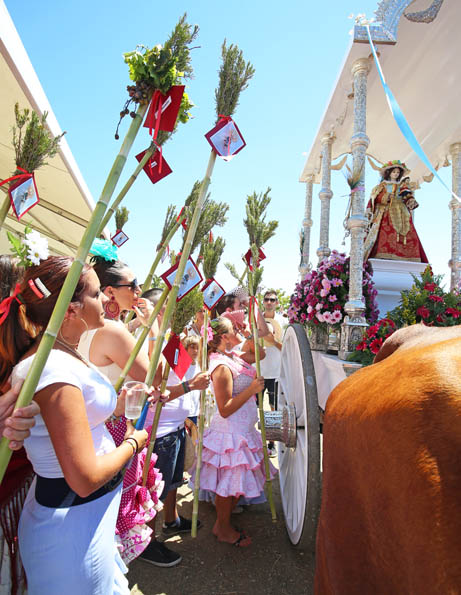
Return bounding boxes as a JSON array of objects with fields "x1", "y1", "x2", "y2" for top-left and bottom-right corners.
[{"x1": 35, "y1": 471, "x2": 123, "y2": 508}]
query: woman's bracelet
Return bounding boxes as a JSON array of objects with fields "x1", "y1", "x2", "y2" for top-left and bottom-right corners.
[
  {"x1": 123, "y1": 438, "x2": 136, "y2": 456},
  {"x1": 125, "y1": 436, "x2": 140, "y2": 453},
  {"x1": 182, "y1": 380, "x2": 190, "y2": 394}
]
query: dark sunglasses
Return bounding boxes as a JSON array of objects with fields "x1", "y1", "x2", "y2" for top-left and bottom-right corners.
[
  {"x1": 264, "y1": 297, "x2": 277, "y2": 302},
  {"x1": 113, "y1": 278, "x2": 138, "y2": 290}
]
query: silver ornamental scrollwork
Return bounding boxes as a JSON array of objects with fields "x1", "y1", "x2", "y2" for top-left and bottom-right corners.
[
  {"x1": 300, "y1": 178, "x2": 314, "y2": 276},
  {"x1": 353, "y1": 0, "x2": 444, "y2": 45},
  {"x1": 317, "y1": 136, "x2": 334, "y2": 262},
  {"x1": 404, "y1": 0, "x2": 444, "y2": 23}
]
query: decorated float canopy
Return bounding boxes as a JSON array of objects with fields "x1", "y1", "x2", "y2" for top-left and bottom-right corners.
[
  {"x1": 300, "y1": 0, "x2": 459, "y2": 187},
  {"x1": 0, "y1": 1, "x2": 101, "y2": 257}
]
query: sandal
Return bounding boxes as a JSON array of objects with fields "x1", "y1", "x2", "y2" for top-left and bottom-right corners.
[{"x1": 232, "y1": 532, "x2": 251, "y2": 547}]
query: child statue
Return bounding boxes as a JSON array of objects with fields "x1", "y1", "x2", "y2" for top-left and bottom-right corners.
[{"x1": 363, "y1": 160, "x2": 428, "y2": 262}]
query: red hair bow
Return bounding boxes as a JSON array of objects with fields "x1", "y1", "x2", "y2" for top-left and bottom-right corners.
[{"x1": 0, "y1": 283, "x2": 23, "y2": 326}]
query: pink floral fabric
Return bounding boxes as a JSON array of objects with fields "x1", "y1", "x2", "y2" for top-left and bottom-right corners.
[
  {"x1": 192, "y1": 354, "x2": 277, "y2": 499},
  {"x1": 106, "y1": 417, "x2": 164, "y2": 564}
]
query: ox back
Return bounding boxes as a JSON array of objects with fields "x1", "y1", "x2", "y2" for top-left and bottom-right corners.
[{"x1": 315, "y1": 337, "x2": 461, "y2": 594}]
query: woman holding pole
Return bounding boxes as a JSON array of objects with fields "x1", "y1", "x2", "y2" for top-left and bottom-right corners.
[
  {"x1": 81, "y1": 253, "x2": 208, "y2": 566},
  {"x1": 192, "y1": 316, "x2": 276, "y2": 547},
  {"x1": 79, "y1": 253, "x2": 168, "y2": 565},
  {"x1": 1, "y1": 255, "x2": 148, "y2": 593}
]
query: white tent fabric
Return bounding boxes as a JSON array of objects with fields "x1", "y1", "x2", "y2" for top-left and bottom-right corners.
[
  {"x1": 0, "y1": 0, "x2": 99, "y2": 257},
  {"x1": 300, "y1": 0, "x2": 459, "y2": 186}
]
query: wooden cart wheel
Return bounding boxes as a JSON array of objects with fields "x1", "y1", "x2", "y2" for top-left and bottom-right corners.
[{"x1": 277, "y1": 323, "x2": 321, "y2": 551}]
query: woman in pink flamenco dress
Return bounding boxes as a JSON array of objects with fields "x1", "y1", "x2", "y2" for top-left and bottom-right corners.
[{"x1": 193, "y1": 316, "x2": 277, "y2": 547}]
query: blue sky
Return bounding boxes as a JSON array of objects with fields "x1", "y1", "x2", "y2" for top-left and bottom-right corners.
[{"x1": 5, "y1": 0, "x2": 453, "y2": 299}]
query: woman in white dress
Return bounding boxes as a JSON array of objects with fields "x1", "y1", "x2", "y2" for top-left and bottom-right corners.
[{"x1": 0, "y1": 256, "x2": 148, "y2": 594}]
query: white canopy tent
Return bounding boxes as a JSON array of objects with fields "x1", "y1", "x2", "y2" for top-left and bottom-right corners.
[
  {"x1": 300, "y1": 0, "x2": 458, "y2": 185},
  {"x1": 0, "y1": 0, "x2": 101, "y2": 257}
]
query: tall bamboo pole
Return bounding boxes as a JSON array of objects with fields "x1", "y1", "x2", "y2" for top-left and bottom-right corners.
[
  {"x1": 191, "y1": 308, "x2": 208, "y2": 537},
  {"x1": 0, "y1": 104, "x2": 148, "y2": 483},
  {"x1": 124, "y1": 211, "x2": 186, "y2": 327},
  {"x1": 138, "y1": 151, "x2": 217, "y2": 480},
  {"x1": 113, "y1": 286, "x2": 169, "y2": 393},
  {"x1": 0, "y1": 194, "x2": 10, "y2": 228},
  {"x1": 249, "y1": 270, "x2": 276, "y2": 522},
  {"x1": 142, "y1": 362, "x2": 170, "y2": 486},
  {"x1": 143, "y1": 212, "x2": 186, "y2": 290},
  {"x1": 97, "y1": 142, "x2": 156, "y2": 236}
]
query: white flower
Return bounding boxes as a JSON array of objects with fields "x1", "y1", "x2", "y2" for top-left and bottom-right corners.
[
  {"x1": 24, "y1": 230, "x2": 49, "y2": 265},
  {"x1": 23, "y1": 230, "x2": 42, "y2": 247}
]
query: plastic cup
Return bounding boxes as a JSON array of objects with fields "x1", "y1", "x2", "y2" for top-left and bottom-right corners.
[{"x1": 124, "y1": 381, "x2": 147, "y2": 419}]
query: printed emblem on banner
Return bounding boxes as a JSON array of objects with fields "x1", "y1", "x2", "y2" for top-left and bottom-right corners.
[
  {"x1": 111, "y1": 229, "x2": 129, "y2": 247},
  {"x1": 160, "y1": 257, "x2": 203, "y2": 302},
  {"x1": 205, "y1": 119, "x2": 246, "y2": 161},
  {"x1": 9, "y1": 176, "x2": 39, "y2": 220},
  {"x1": 201, "y1": 278, "x2": 225, "y2": 311}
]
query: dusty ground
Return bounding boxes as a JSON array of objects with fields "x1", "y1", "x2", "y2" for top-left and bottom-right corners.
[{"x1": 127, "y1": 464, "x2": 315, "y2": 595}]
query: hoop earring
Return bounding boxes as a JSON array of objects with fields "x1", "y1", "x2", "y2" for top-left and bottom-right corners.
[
  {"x1": 104, "y1": 296, "x2": 120, "y2": 320},
  {"x1": 58, "y1": 322, "x2": 79, "y2": 347},
  {"x1": 76, "y1": 316, "x2": 89, "y2": 344}
]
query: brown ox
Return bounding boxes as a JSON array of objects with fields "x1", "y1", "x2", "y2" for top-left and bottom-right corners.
[{"x1": 315, "y1": 325, "x2": 461, "y2": 594}]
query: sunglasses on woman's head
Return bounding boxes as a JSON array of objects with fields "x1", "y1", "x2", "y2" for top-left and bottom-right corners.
[{"x1": 113, "y1": 278, "x2": 138, "y2": 290}]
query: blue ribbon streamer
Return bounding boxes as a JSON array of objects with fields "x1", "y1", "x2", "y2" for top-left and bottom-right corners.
[
  {"x1": 135, "y1": 401, "x2": 149, "y2": 430},
  {"x1": 365, "y1": 25, "x2": 460, "y2": 203}
]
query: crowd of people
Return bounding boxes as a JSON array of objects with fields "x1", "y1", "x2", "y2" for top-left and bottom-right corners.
[{"x1": 0, "y1": 249, "x2": 287, "y2": 593}]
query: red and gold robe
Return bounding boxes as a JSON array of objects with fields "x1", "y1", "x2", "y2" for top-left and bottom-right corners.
[{"x1": 363, "y1": 180, "x2": 428, "y2": 262}]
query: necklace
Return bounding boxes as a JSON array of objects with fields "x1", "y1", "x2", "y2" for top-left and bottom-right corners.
[{"x1": 54, "y1": 337, "x2": 90, "y2": 367}]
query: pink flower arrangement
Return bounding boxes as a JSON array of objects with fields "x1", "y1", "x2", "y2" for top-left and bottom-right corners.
[{"x1": 288, "y1": 251, "x2": 379, "y2": 330}]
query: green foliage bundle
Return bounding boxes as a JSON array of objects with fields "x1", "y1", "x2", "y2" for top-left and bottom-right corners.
[
  {"x1": 388, "y1": 265, "x2": 461, "y2": 327},
  {"x1": 242, "y1": 188, "x2": 278, "y2": 296},
  {"x1": 157, "y1": 205, "x2": 178, "y2": 250},
  {"x1": 170, "y1": 287, "x2": 203, "y2": 335},
  {"x1": 124, "y1": 14, "x2": 198, "y2": 95},
  {"x1": 244, "y1": 188, "x2": 278, "y2": 248},
  {"x1": 115, "y1": 206, "x2": 129, "y2": 230},
  {"x1": 117, "y1": 14, "x2": 197, "y2": 138},
  {"x1": 182, "y1": 181, "x2": 228, "y2": 254},
  {"x1": 215, "y1": 40, "x2": 255, "y2": 118},
  {"x1": 224, "y1": 262, "x2": 246, "y2": 285},
  {"x1": 12, "y1": 103, "x2": 65, "y2": 174},
  {"x1": 202, "y1": 236, "x2": 226, "y2": 280}
]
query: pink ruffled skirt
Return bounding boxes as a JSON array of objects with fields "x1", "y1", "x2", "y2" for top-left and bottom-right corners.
[
  {"x1": 107, "y1": 418, "x2": 164, "y2": 564},
  {"x1": 193, "y1": 426, "x2": 277, "y2": 499}
]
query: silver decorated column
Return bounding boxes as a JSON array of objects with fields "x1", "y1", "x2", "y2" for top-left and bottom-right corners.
[
  {"x1": 449, "y1": 143, "x2": 461, "y2": 289},
  {"x1": 340, "y1": 58, "x2": 370, "y2": 359},
  {"x1": 299, "y1": 175, "x2": 314, "y2": 277},
  {"x1": 317, "y1": 134, "x2": 334, "y2": 262}
]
